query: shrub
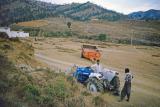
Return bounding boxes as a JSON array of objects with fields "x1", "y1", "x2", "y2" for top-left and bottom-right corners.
[
  {"x1": 53, "y1": 81, "x2": 69, "y2": 101},
  {"x1": 64, "y1": 31, "x2": 72, "y2": 37},
  {"x1": 44, "y1": 31, "x2": 72, "y2": 37},
  {"x1": 92, "y1": 96, "x2": 108, "y2": 107},
  {"x1": 117, "y1": 39, "x2": 130, "y2": 44},
  {"x1": 0, "y1": 32, "x2": 9, "y2": 39},
  {"x1": 24, "y1": 84, "x2": 40, "y2": 101},
  {"x1": 0, "y1": 80, "x2": 9, "y2": 93},
  {"x1": 81, "y1": 91, "x2": 91, "y2": 96},
  {"x1": 98, "y1": 34, "x2": 107, "y2": 41},
  {"x1": 10, "y1": 37, "x2": 20, "y2": 42},
  {"x1": 66, "y1": 76, "x2": 76, "y2": 86},
  {"x1": 64, "y1": 97, "x2": 85, "y2": 107}
]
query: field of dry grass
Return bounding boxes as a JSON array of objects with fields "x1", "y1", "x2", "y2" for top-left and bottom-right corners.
[
  {"x1": 16, "y1": 20, "x2": 49, "y2": 27},
  {"x1": 0, "y1": 38, "x2": 96, "y2": 107},
  {"x1": 14, "y1": 18, "x2": 160, "y2": 44}
]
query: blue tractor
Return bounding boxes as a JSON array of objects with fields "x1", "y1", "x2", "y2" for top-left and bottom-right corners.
[
  {"x1": 73, "y1": 66, "x2": 120, "y2": 92},
  {"x1": 73, "y1": 67, "x2": 94, "y2": 83}
]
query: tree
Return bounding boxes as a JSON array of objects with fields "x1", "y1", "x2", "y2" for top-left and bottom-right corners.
[
  {"x1": 67, "y1": 22, "x2": 71, "y2": 29},
  {"x1": 98, "y1": 34, "x2": 107, "y2": 41}
]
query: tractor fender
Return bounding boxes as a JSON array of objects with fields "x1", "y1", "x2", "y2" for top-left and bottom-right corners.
[{"x1": 89, "y1": 73, "x2": 103, "y2": 80}]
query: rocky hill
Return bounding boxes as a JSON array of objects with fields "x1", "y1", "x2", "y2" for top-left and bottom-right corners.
[
  {"x1": 128, "y1": 9, "x2": 160, "y2": 20},
  {"x1": 0, "y1": 0, "x2": 125, "y2": 26}
]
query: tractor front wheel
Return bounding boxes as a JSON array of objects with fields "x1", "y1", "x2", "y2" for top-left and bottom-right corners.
[{"x1": 87, "y1": 82, "x2": 98, "y2": 92}]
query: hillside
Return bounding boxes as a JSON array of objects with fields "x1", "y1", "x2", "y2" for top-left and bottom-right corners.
[
  {"x1": 0, "y1": 0, "x2": 125, "y2": 26},
  {"x1": 0, "y1": 37, "x2": 99, "y2": 107},
  {"x1": 0, "y1": 0, "x2": 58, "y2": 26},
  {"x1": 129, "y1": 9, "x2": 160, "y2": 20},
  {"x1": 12, "y1": 18, "x2": 160, "y2": 46}
]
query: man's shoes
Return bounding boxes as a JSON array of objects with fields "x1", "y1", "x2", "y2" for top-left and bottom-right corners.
[
  {"x1": 118, "y1": 99, "x2": 122, "y2": 102},
  {"x1": 126, "y1": 99, "x2": 129, "y2": 102},
  {"x1": 113, "y1": 93, "x2": 120, "y2": 96}
]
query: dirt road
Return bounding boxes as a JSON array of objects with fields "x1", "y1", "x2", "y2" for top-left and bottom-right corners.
[{"x1": 35, "y1": 53, "x2": 74, "y2": 71}]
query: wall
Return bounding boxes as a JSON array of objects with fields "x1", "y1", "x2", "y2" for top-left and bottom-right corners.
[{"x1": 0, "y1": 27, "x2": 29, "y2": 38}]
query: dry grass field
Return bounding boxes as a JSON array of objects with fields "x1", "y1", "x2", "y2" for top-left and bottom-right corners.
[
  {"x1": 15, "y1": 18, "x2": 160, "y2": 42},
  {"x1": 16, "y1": 20, "x2": 49, "y2": 27}
]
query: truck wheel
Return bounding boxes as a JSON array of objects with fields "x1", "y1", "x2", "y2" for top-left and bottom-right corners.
[{"x1": 81, "y1": 53, "x2": 84, "y2": 58}]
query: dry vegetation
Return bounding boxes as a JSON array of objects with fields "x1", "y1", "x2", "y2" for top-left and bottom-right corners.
[
  {"x1": 16, "y1": 18, "x2": 160, "y2": 37},
  {"x1": 16, "y1": 20, "x2": 49, "y2": 27},
  {"x1": 0, "y1": 38, "x2": 107, "y2": 107},
  {"x1": 13, "y1": 18, "x2": 160, "y2": 46}
]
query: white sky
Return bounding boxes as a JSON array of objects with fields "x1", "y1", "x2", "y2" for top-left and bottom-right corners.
[{"x1": 39, "y1": 0, "x2": 160, "y2": 14}]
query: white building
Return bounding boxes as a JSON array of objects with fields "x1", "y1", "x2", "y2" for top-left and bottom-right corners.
[{"x1": 0, "y1": 27, "x2": 29, "y2": 38}]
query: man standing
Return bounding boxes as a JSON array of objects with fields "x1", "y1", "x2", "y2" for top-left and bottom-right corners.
[
  {"x1": 90, "y1": 60, "x2": 103, "y2": 73},
  {"x1": 113, "y1": 72, "x2": 120, "y2": 96},
  {"x1": 120, "y1": 68, "x2": 133, "y2": 102}
]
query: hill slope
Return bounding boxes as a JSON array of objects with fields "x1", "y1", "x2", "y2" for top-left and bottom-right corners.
[
  {"x1": 0, "y1": 0, "x2": 124, "y2": 26},
  {"x1": 0, "y1": 38, "x2": 97, "y2": 107},
  {"x1": 12, "y1": 17, "x2": 160, "y2": 46}
]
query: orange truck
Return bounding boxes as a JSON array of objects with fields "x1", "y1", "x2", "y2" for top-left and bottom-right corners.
[{"x1": 81, "y1": 45, "x2": 101, "y2": 61}]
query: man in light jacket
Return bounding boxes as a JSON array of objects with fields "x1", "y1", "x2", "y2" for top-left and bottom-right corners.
[{"x1": 91, "y1": 60, "x2": 103, "y2": 73}]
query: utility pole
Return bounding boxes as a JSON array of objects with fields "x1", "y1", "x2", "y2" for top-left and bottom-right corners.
[
  {"x1": 130, "y1": 21, "x2": 133, "y2": 46},
  {"x1": 131, "y1": 29, "x2": 133, "y2": 46},
  {"x1": 85, "y1": 20, "x2": 89, "y2": 34}
]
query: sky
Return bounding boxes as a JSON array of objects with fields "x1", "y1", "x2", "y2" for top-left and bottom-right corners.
[{"x1": 39, "y1": 0, "x2": 160, "y2": 14}]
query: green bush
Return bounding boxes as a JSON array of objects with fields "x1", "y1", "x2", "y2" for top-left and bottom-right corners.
[
  {"x1": 24, "y1": 84, "x2": 40, "y2": 101},
  {"x1": 66, "y1": 76, "x2": 75, "y2": 86},
  {"x1": 117, "y1": 39, "x2": 130, "y2": 44},
  {"x1": 53, "y1": 81, "x2": 69, "y2": 101},
  {"x1": 81, "y1": 91, "x2": 91, "y2": 96},
  {"x1": 65, "y1": 97, "x2": 85, "y2": 107},
  {"x1": 44, "y1": 31, "x2": 72, "y2": 37},
  {"x1": 0, "y1": 80, "x2": 9, "y2": 93},
  {"x1": 64, "y1": 31, "x2": 72, "y2": 37},
  {"x1": 10, "y1": 37, "x2": 20, "y2": 42},
  {"x1": 92, "y1": 96, "x2": 108, "y2": 107},
  {"x1": 78, "y1": 34, "x2": 109, "y2": 41},
  {"x1": 98, "y1": 34, "x2": 107, "y2": 41}
]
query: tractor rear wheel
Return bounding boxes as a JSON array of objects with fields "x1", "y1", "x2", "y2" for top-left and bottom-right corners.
[
  {"x1": 103, "y1": 79, "x2": 110, "y2": 90},
  {"x1": 87, "y1": 78, "x2": 104, "y2": 92}
]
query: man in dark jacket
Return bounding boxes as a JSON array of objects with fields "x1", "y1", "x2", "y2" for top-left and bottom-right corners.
[
  {"x1": 113, "y1": 72, "x2": 120, "y2": 96},
  {"x1": 120, "y1": 68, "x2": 133, "y2": 102}
]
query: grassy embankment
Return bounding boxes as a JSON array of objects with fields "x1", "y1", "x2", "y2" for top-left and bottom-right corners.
[{"x1": 0, "y1": 38, "x2": 110, "y2": 107}]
